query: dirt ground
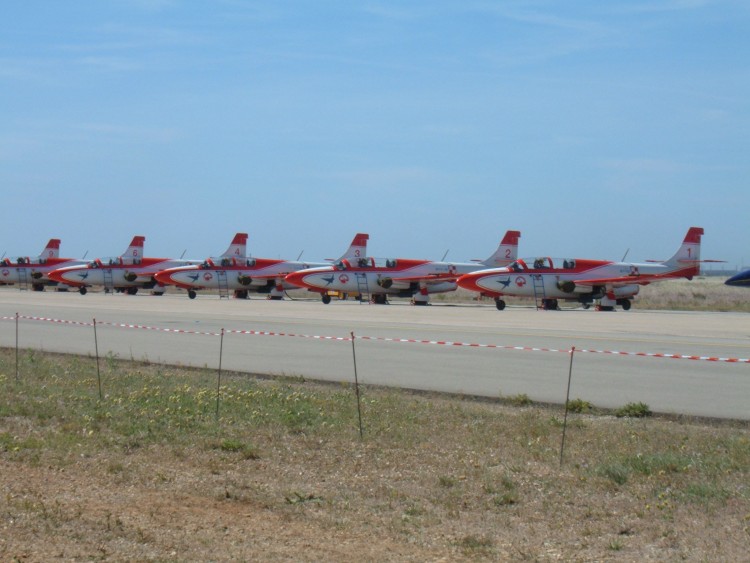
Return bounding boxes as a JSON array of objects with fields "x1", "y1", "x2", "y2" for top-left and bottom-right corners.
[{"x1": 2, "y1": 417, "x2": 748, "y2": 562}]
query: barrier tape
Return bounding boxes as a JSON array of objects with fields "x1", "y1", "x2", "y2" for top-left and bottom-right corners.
[{"x1": 3, "y1": 314, "x2": 749, "y2": 364}]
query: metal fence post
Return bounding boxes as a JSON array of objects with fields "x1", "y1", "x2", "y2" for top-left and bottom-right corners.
[
  {"x1": 351, "y1": 331, "x2": 364, "y2": 439},
  {"x1": 559, "y1": 346, "x2": 576, "y2": 467}
]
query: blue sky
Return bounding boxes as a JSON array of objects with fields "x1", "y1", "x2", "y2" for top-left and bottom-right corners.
[{"x1": 1, "y1": 1, "x2": 748, "y2": 269}]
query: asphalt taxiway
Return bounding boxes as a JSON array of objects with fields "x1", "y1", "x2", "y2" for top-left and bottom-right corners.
[{"x1": 1, "y1": 290, "x2": 748, "y2": 420}]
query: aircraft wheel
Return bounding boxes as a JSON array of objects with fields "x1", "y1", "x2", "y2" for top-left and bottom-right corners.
[
  {"x1": 495, "y1": 298, "x2": 506, "y2": 311},
  {"x1": 582, "y1": 303, "x2": 591, "y2": 310},
  {"x1": 188, "y1": 290, "x2": 197, "y2": 299},
  {"x1": 127, "y1": 287, "x2": 138, "y2": 295},
  {"x1": 79, "y1": 287, "x2": 87, "y2": 295},
  {"x1": 322, "y1": 294, "x2": 332, "y2": 304},
  {"x1": 620, "y1": 299, "x2": 632, "y2": 311}
]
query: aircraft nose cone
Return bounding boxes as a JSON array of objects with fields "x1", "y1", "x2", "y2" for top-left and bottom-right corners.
[
  {"x1": 284, "y1": 270, "x2": 308, "y2": 288},
  {"x1": 47, "y1": 268, "x2": 70, "y2": 284},
  {"x1": 154, "y1": 270, "x2": 174, "y2": 285},
  {"x1": 725, "y1": 270, "x2": 750, "y2": 287},
  {"x1": 456, "y1": 272, "x2": 480, "y2": 292}
]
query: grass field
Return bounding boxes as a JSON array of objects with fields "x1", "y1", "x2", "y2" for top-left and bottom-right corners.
[{"x1": 1, "y1": 348, "x2": 748, "y2": 561}]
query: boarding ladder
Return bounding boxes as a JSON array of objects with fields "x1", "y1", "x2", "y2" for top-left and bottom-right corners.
[
  {"x1": 17, "y1": 267, "x2": 29, "y2": 291},
  {"x1": 217, "y1": 270, "x2": 230, "y2": 299},
  {"x1": 532, "y1": 274, "x2": 546, "y2": 310},
  {"x1": 355, "y1": 273, "x2": 370, "y2": 304},
  {"x1": 103, "y1": 268, "x2": 114, "y2": 294}
]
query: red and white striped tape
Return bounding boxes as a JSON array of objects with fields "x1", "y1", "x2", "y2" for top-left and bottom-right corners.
[{"x1": 4, "y1": 314, "x2": 749, "y2": 364}]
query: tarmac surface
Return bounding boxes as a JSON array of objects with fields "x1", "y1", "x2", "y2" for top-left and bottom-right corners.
[{"x1": 1, "y1": 289, "x2": 748, "y2": 420}]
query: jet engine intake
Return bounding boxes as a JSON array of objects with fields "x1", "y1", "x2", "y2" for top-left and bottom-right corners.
[
  {"x1": 377, "y1": 277, "x2": 393, "y2": 289},
  {"x1": 557, "y1": 280, "x2": 576, "y2": 293}
]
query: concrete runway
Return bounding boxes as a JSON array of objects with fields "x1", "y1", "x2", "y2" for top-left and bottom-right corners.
[{"x1": 1, "y1": 289, "x2": 748, "y2": 420}]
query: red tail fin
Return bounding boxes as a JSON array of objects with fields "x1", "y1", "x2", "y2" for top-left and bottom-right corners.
[
  {"x1": 40, "y1": 238, "x2": 61, "y2": 259},
  {"x1": 221, "y1": 233, "x2": 248, "y2": 257},
  {"x1": 336, "y1": 233, "x2": 369, "y2": 261},
  {"x1": 122, "y1": 236, "x2": 145, "y2": 260},
  {"x1": 480, "y1": 230, "x2": 521, "y2": 266}
]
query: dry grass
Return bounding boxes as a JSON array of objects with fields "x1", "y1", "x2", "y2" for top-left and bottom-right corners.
[{"x1": 1, "y1": 349, "x2": 748, "y2": 561}]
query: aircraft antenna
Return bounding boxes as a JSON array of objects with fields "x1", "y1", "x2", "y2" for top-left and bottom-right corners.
[
  {"x1": 296, "y1": 250, "x2": 304, "y2": 261},
  {"x1": 82, "y1": 250, "x2": 88, "y2": 260},
  {"x1": 441, "y1": 249, "x2": 449, "y2": 261},
  {"x1": 621, "y1": 248, "x2": 630, "y2": 262},
  {"x1": 180, "y1": 249, "x2": 187, "y2": 259}
]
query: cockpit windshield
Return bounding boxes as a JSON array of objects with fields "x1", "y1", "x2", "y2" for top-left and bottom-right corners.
[
  {"x1": 335, "y1": 257, "x2": 376, "y2": 270},
  {"x1": 204, "y1": 257, "x2": 256, "y2": 268},
  {"x1": 3, "y1": 257, "x2": 32, "y2": 266},
  {"x1": 509, "y1": 258, "x2": 576, "y2": 271}
]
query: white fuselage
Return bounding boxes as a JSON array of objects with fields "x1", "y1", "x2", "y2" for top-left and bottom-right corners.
[
  {"x1": 50, "y1": 258, "x2": 199, "y2": 289},
  {"x1": 0, "y1": 259, "x2": 88, "y2": 285},
  {"x1": 287, "y1": 259, "x2": 486, "y2": 296},
  {"x1": 467, "y1": 259, "x2": 673, "y2": 299},
  {"x1": 159, "y1": 259, "x2": 329, "y2": 292}
]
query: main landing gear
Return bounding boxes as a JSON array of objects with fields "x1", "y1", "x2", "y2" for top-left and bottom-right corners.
[
  {"x1": 495, "y1": 298, "x2": 506, "y2": 310},
  {"x1": 594, "y1": 296, "x2": 633, "y2": 311},
  {"x1": 597, "y1": 301, "x2": 631, "y2": 311},
  {"x1": 321, "y1": 294, "x2": 332, "y2": 304},
  {"x1": 79, "y1": 287, "x2": 87, "y2": 295}
]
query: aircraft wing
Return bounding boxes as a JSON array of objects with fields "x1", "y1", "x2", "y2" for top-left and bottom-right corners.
[
  {"x1": 573, "y1": 273, "x2": 681, "y2": 286},
  {"x1": 133, "y1": 271, "x2": 171, "y2": 282},
  {"x1": 390, "y1": 273, "x2": 460, "y2": 283},
  {"x1": 240, "y1": 272, "x2": 285, "y2": 280}
]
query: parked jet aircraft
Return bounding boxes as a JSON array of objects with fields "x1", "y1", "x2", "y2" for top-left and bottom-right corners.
[
  {"x1": 0, "y1": 239, "x2": 86, "y2": 291},
  {"x1": 284, "y1": 230, "x2": 521, "y2": 305},
  {"x1": 47, "y1": 236, "x2": 199, "y2": 295},
  {"x1": 154, "y1": 232, "x2": 370, "y2": 299},
  {"x1": 725, "y1": 269, "x2": 750, "y2": 287},
  {"x1": 457, "y1": 227, "x2": 707, "y2": 311}
]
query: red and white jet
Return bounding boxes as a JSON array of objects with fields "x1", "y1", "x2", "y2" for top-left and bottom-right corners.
[
  {"x1": 47, "y1": 236, "x2": 199, "y2": 295},
  {"x1": 285, "y1": 230, "x2": 521, "y2": 305},
  {"x1": 457, "y1": 227, "x2": 707, "y2": 311},
  {"x1": 0, "y1": 239, "x2": 87, "y2": 291},
  {"x1": 154, "y1": 232, "x2": 369, "y2": 299}
]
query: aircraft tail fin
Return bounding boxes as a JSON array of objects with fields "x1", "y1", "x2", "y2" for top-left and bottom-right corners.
[
  {"x1": 480, "y1": 230, "x2": 521, "y2": 267},
  {"x1": 121, "y1": 236, "x2": 146, "y2": 260},
  {"x1": 220, "y1": 233, "x2": 248, "y2": 258},
  {"x1": 336, "y1": 233, "x2": 369, "y2": 261},
  {"x1": 40, "y1": 239, "x2": 61, "y2": 259},
  {"x1": 664, "y1": 227, "x2": 703, "y2": 277}
]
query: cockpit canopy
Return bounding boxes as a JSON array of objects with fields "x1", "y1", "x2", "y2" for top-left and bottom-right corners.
[
  {"x1": 335, "y1": 257, "x2": 396, "y2": 270},
  {"x1": 201, "y1": 257, "x2": 256, "y2": 269},
  {"x1": 508, "y1": 257, "x2": 577, "y2": 271},
  {"x1": 89, "y1": 256, "x2": 143, "y2": 268},
  {"x1": 2, "y1": 256, "x2": 44, "y2": 266}
]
